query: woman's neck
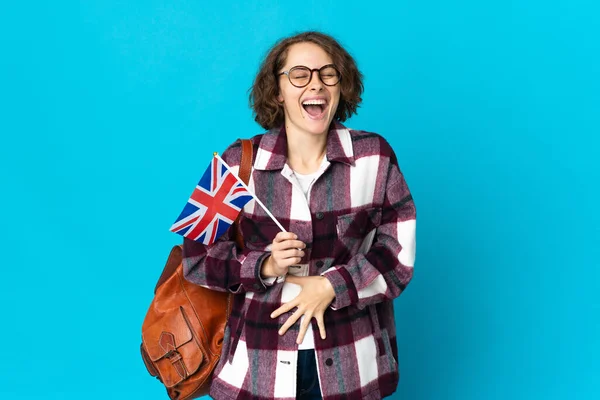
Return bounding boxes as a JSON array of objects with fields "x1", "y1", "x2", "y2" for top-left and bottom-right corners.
[{"x1": 285, "y1": 128, "x2": 328, "y2": 175}]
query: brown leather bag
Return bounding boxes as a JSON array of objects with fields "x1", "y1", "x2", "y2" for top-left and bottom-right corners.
[{"x1": 141, "y1": 139, "x2": 253, "y2": 400}]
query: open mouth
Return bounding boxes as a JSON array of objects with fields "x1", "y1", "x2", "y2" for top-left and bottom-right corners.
[{"x1": 302, "y1": 99, "x2": 328, "y2": 118}]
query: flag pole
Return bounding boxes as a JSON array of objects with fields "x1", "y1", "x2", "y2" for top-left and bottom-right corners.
[{"x1": 215, "y1": 153, "x2": 287, "y2": 233}]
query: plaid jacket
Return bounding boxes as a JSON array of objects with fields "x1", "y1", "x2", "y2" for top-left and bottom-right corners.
[{"x1": 183, "y1": 122, "x2": 416, "y2": 400}]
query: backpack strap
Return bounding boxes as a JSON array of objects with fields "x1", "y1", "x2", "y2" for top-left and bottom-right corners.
[
  {"x1": 238, "y1": 139, "x2": 253, "y2": 185},
  {"x1": 232, "y1": 139, "x2": 254, "y2": 249}
]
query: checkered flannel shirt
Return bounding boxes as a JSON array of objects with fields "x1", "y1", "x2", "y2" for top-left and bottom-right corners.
[{"x1": 183, "y1": 122, "x2": 416, "y2": 400}]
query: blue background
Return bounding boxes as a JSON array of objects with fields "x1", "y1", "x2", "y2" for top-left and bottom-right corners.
[{"x1": 1, "y1": 1, "x2": 598, "y2": 399}]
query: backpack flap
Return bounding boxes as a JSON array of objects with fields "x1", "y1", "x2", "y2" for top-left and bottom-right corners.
[{"x1": 142, "y1": 306, "x2": 204, "y2": 387}]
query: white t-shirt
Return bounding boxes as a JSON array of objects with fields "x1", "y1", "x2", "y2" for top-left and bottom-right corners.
[{"x1": 292, "y1": 169, "x2": 321, "y2": 350}]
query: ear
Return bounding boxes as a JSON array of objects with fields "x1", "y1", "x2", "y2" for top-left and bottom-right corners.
[{"x1": 276, "y1": 93, "x2": 284, "y2": 103}]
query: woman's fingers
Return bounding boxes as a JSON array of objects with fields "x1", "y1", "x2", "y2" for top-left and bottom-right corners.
[
  {"x1": 272, "y1": 240, "x2": 306, "y2": 252},
  {"x1": 273, "y1": 231, "x2": 305, "y2": 246},
  {"x1": 273, "y1": 232, "x2": 298, "y2": 243},
  {"x1": 270, "y1": 233, "x2": 305, "y2": 273},
  {"x1": 274, "y1": 248, "x2": 304, "y2": 260},
  {"x1": 276, "y1": 309, "x2": 326, "y2": 344},
  {"x1": 271, "y1": 299, "x2": 298, "y2": 319},
  {"x1": 315, "y1": 315, "x2": 327, "y2": 340},
  {"x1": 269, "y1": 232, "x2": 306, "y2": 276},
  {"x1": 270, "y1": 277, "x2": 332, "y2": 344},
  {"x1": 278, "y1": 308, "x2": 303, "y2": 336},
  {"x1": 296, "y1": 313, "x2": 313, "y2": 345}
]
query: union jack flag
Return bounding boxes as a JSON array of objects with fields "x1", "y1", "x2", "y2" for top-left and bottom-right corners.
[{"x1": 170, "y1": 155, "x2": 253, "y2": 244}]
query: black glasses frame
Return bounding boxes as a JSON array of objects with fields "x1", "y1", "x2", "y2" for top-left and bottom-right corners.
[{"x1": 278, "y1": 64, "x2": 341, "y2": 88}]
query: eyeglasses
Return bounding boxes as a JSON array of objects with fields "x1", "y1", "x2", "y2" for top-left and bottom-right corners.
[{"x1": 278, "y1": 64, "x2": 341, "y2": 88}]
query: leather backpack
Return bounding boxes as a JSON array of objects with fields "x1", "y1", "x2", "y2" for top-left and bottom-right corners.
[{"x1": 140, "y1": 139, "x2": 253, "y2": 400}]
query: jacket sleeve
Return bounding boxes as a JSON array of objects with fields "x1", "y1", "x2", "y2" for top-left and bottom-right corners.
[
  {"x1": 183, "y1": 234, "x2": 271, "y2": 294},
  {"x1": 321, "y1": 152, "x2": 416, "y2": 310},
  {"x1": 181, "y1": 140, "x2": 271, "y2": 294}
]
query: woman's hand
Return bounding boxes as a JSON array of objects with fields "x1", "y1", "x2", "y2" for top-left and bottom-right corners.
[
  {"x1": 261, "y1": 232, "x2": 306, "y2": 278},
  {"x1": 270, "y1": 275, "x2": 336, "y2": 344}
]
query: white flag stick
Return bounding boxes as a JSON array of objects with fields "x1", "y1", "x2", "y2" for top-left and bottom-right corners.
[{"x1": 215, "y1": 153, "x2": 287, "y2": 233}]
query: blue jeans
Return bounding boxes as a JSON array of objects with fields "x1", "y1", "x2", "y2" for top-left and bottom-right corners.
[{"x1": 296, "y1": 350, "x2": 323, "y2": 399}]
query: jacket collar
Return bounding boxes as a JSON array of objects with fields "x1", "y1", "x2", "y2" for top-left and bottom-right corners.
[{"x1": 253, "y1": 122, "x2": 355, "y2": 171}]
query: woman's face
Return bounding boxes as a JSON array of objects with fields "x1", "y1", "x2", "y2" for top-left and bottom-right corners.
[{"x1": 277, "y1": 42, "x2": 341, "y2": 137}]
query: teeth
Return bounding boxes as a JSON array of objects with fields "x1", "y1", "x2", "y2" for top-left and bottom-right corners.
[{"x1": 302, "y1": 99, "x2": 326, "y2": 105}]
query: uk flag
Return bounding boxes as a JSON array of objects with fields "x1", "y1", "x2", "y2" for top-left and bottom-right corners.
[{"x1": 170, "y1": 156, "x2": 253, "y2": 244}]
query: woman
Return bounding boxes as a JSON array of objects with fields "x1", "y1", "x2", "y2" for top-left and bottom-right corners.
[{"x1": 183, "y1": 31, "x2": 416, "y2": 400}]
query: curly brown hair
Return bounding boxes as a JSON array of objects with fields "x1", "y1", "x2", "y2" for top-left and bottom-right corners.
[{"x1": 249, "y1": 31, "x2": 364, "y2": 130}]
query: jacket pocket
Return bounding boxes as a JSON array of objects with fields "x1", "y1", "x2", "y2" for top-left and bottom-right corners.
[{"x1": 336, "y1": 207, "x2": 382, "y2": 258}]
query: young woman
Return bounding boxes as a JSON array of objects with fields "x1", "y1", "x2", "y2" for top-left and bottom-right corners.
[{"x1": 183, "y1": 31, "x2": 416, "y2": 400}]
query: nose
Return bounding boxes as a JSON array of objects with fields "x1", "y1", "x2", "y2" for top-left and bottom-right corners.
[{"x1": 307, "y1": 70, "x2": 324, "y2": 90}]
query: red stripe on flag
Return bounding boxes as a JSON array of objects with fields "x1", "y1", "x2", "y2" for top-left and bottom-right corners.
[{"x1": 171, "y1": 215, "x2": 197, "y2": 233}]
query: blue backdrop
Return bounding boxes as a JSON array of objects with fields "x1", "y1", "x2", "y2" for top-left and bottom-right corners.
[{"x1": 1, "y1": 1, "x2": 598, "y2": 399}]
